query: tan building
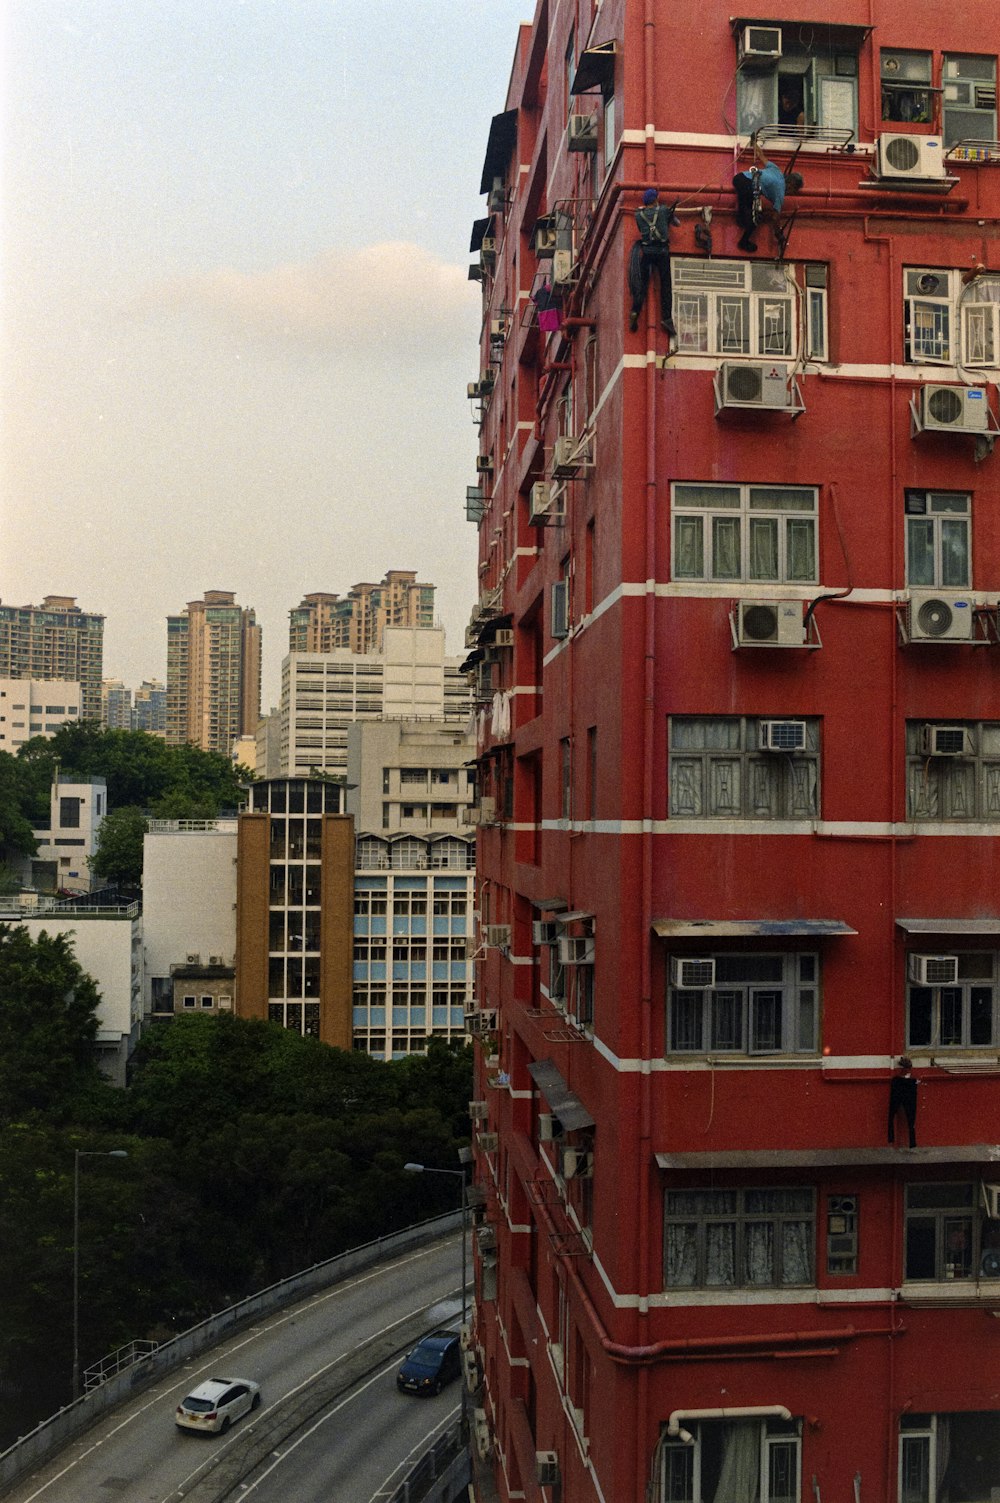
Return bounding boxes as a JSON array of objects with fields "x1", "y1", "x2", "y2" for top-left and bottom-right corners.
[
  {"x1": 0, "y1": 678, "x2": 81, "y2": 753},
  {"x1": 165, "y1": 590, "x2": 261, "y2": 753},
  {"x1": 0, "y1": 596, "x2": 103, "y2": 722},
  {"x1": 289, "y1": 570, "x2": 436, "y2": 657},
  {"x1": 234, "y1": 777, "x2": 353, "y2": 1048}
]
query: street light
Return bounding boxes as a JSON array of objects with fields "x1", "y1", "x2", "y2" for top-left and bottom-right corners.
[
  {"x1": 403, "y1": 1161, "x2": 469, "y2": 1330},
  {"x1": 73, "y1": 1149, "x2": 128, "y2": 1401}
]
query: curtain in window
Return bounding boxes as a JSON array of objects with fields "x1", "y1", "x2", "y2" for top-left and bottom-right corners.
[
  {"x1": 705, "y1": 1223, "x2": 736, "y2": 1285},
  {"x1": 674, "y1": 517, "x2": 704, "y2": 578},
  {"x1": 712, "y1": 1422, "x2": 760, "y2": 1503},
  {"x1": 666, "y1": 1224, "x2": 698, "y2": 1286},
  {"x1": 940, "y1": 519, "x2": 970, "y2": 587},
  {"x1": 712, "y1": 516, "x2": 742, "y2": 578},
  {"x1": 748, "y1": 518, "x2": 779, "y2": 580},
  {"x1": 786, "y1": 518, "x2": 816, "y2": 580},
  {"x1": 781, "y1": 1219, "x2": 812, "y2": 1283},
  {"x1": 936, "y1": 1416, "x2": 950, "y2": 1496},
  {"x1": 744, "y1": 1220, "x2": 774, "y2": 1284}
]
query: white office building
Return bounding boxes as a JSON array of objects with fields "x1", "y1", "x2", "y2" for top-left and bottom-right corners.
[{"x1": 0, "y1": 679, "x2": 81, "y2": 752}]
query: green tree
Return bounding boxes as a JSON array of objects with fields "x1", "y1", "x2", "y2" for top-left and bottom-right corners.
[
  {"x1": 0, "y1": 752, "x2": 39, "y2": 856},
  {"x1": 90, "y1": 806, "x2": 149, "y2": 888},
  {"x1": 0, "y1": 926, "x2": 106, "y2": 1123}
]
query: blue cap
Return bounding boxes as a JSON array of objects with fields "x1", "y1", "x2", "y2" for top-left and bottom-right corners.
[{"x1": 642, "y1": 188, "x2": 658, "y2": 205}]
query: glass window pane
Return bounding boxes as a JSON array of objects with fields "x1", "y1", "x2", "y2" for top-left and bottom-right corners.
[
  {"x1": 940, "y1": 519, "x2": 970, "y2": 587},
  {"x1": 748, "y1": 517, "x2": 779, "y2": 580},
  {"x1": 674, "y1": 517, "x2": 704, "y2": 578},
  {"x1": 786, "y1": 518, "x2": 816, "y2": 581},
  {"x1": 712, "y1": 516, "x2": 741, "y2": 578},
  {"x1": 711, "y1": 990, "x2": 743, "y2": 1050},
  {"x1": 907, "y1": 519, "x2": 936, "y2": 586},
  {"x1": 705, "y1": 1222, "x2": 736, "y2": 1285},
  {"x1": 718, "y1": 295, "x2": 750, "y2": 354},
  {"x1": 749, "y1": 487, "x2": 815, "y2": 511},
  {"x1": 970, "y1": 987, "x2": 994, "y2": 1045},
  {"x1": 759, "y1": 297, "x2": 792, "y2": 355}
]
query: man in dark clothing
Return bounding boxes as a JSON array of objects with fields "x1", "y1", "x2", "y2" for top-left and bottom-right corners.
[
  {"x1": 628, "y1": 188, "x2": 680, "y2": 335},
  {"x1": 888, "y1": 1056, "x2": 918, "y2": 1147}
]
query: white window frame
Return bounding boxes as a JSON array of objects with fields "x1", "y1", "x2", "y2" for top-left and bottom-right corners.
[
  {"x1": 674, "y1": 258, "x2": 809, "y2": 360},
  {"x1": 899, "y1": 1411, "x2": 1000, "y2": 1502},
  {"x1": 672, "y1": 482, "x2": 819, "y2": 584},
  {"x1": 667, "y1": 951, "x2": 819, "y2": 1056},
  {"x1": 904, "y1": 267, "x2": 1000, "y2": 368},
  {"x1": 906, "y1": 721, "x2": 1000, "y2": 822},
  {"x1": 661, "y1": 1415, "x2": 802, "y2": 1502},
  {"x1": 906, "y1": 951, "x2": 998, "y2": 1050},
  {"x1": 904, "y1": 490, "x2": 971, "y2": 589}
]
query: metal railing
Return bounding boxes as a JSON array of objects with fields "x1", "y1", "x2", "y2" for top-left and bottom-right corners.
[{"x1": 387, "y1": 1422, "x2": 471, "y2": 1503}]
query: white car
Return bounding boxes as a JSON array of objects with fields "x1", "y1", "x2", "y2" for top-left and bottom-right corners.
[{"x1": 175, "y1": 1377, "x2": 261, "y2": 1434}]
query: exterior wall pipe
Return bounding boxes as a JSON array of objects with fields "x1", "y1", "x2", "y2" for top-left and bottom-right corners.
[{"x1": 667, "y1": 1405, "x2": 792, "y2": 1446}]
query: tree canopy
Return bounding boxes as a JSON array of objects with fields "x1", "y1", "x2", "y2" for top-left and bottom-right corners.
[
  {"x1": 0, "y1": 925, "x2": 105, "y2": 1123},
  {"x1": 90, "y1": 806, "x2": 149, "y2": 888}
]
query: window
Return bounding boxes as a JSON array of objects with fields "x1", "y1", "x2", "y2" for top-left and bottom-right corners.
[
  {"x1": 905, "y1": 491, "x2": 970, "y2": 587},
  {"x1": 904, "y1": 267, "x2": 1000, "y2": 367},
  {"x1": 200, "y1": 995, "x2": 214, "y2": 1009},
  {"x1": 942, "y1": 55, "x2": 997, "y2": 150},
  {"x1": 899, "y1": 1412, "x2": 1000, "y2": 1502},
  {"x1": 667, "y1": 951, "x2": 819, "y2": 1056},
  {"x1": 675, "y1": 259, "x2": 799, "y2": 358},
  {"x1": 662, "y1": 1416, "x2": 801, "y2": 1502},
  {"x1": 182, "y1": 995, "x2": 196, "y2": 1010},
  {"x1": 669, "y1": 717, "x2": 820, "y2": 820},
  {"x1": 903, "y1": 1182, "x2": 1000, "y2": 1281},
  {"x1": 881, "y1": 50, "x2": 933, "y2": 124},
  {"x1": 907, "y1": 951, "x2": 998, "y2": 1049},
  {"x1": 560, "y1": 737, "x2": 572, "y2": 820},
  {"x1": 906, "y1": 722, "x2": 1000, "y2": 822},
  {"x1": 665, "y1": 1187, "x2": 814, "y2": 1287},
  {"x1": 737, "y1": 28, "x2": 860, "y2": 136},
  {"x1": 672, "y1": 483, "x2": 818, "y2": 583},
  {"x1": 586, "y1": 726, "x2": 597, "y2": 822},
  {"x1": 59, "y1": 797, "x2": 81, "y2": 829}
]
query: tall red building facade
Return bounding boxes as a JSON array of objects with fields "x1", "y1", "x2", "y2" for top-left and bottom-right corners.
[{"x1": 465, "y1": 2, "x2": 1000, "y2": 1500}]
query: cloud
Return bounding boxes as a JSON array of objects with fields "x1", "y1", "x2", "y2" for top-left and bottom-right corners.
[{"x1": 131, "y1": 242, "x2": 481, "y2": 358}]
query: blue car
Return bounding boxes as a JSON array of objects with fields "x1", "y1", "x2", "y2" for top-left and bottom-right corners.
[{"x1": 396, "y1": 1333, "x2": 462, "y2": 1395}]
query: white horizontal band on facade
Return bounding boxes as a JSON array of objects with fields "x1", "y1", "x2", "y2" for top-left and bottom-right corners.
[
  {"x1": 620, "y1": 128, "x2": 876, "y2": 156},
  {"x1": 536, "y1": 818, "x2": 1000, "y2": 838},
  {"x1": 590, "y1": 1035, "x2": 895, "y2": 1075}
]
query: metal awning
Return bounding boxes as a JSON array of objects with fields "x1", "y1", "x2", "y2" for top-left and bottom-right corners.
[
  {"x1": 480, "y1": 110, "x2": 517, "y2": 195},
  {"x1": 897, "y1": 918, "x2": 1000, "y2": 935},
  {"x1": 730, "y1": 17, "x2": 871, "y2": 45},
  {"x1": 657, "y1": 1144, "x2": 1000, "y2": 1171},
  {"x1": 527, "y1": 1059, "x2": 595, "y2": 1131},
  {"x1": 559, "y1": 910, "x2": 593, "y2": 926},
  {"x1": 652, "y1": 918, "x2": 856, "y2": 939},
  {"x1": 571, "y1": 41, "x2": 616, "y2": 94},
  {"x1": 469, "y1": 216, "x2": 495, "y2": 253},
  {"x1": 536, "y1": 897, "x2": 568, "y2": 912}
]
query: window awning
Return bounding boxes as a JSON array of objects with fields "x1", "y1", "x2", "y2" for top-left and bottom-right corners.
[
  {"x1": 897, "y1": 918, "x2": 1000, "y2": 935},
  {"x1": 536, "y1": 897, "x2": 568, "y2": 912},
  {"x1": 469, "y1": 216, "x2": 495, "y2": 254},
  {"x1": 527, "y1": 1058, "x2": 595, "y2": 1131},
  {"x1": 652, "y1": 918, "x2": 857, "y2": 939},
  {"x1": 570, "y1": 41, "x2": 616, "y2": 95},
  {"x1": 558, "y1": 910, "x2": 593, "y2": 926},
  {"x1": 657, "y1": 1144, "x2": 1000, "y2": 1171},
  {"x1": 480, "y1": 110, "x2": 517, "y2": 195}
]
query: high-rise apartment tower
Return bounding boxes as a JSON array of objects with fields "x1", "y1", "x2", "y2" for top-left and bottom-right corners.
[{"x1": 165, "y1": 591, "x2": 261, "y2": 754}]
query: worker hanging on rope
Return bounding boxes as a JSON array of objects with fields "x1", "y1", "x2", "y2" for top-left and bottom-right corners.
[
  {"x1": 628, "y1": 188, "x2": 680, "y2": 335},
  {"x1": 732, "y1": 134, "x2": 803, "y2": 254}
]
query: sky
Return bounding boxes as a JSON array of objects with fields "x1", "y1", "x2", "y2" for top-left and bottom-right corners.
[{"x1": 1, "y1": 0, "x2": 529, "y2": 702}]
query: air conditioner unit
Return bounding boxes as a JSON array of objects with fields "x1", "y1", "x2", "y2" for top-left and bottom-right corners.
[
  {"x1": 552, "y1": 248, "x2": 576, "y2": 286},
  {"x1": 473, "y1": 1408, "x2": 492, "y2": 1460},
  {"x1": 476, "y1": 454, "x2": 494, "y2": 473},
  {"x1": 534, "y1": 220, "x2": 558, "y2": 255},
  {"x1": 876, "y1": 133, "x2": 946, "y2": 180},
  {"x1": 560, "y1": 1146, "x2": 594, "y2": 1180},
  {"x1": 460, "y1": 1323, "x2": 474, "y2": 1350},
  {"x1": 907, "y1": 591, "x2": 975, "y2": 642},
  {"x1": 478, "y1": 796, "x2": 497, "y2": 824},
  {"x1": 558, "y1": 935, "x2": 595, "y2": 965},
  {"x1": 738, "y1": 23, "x2": 782, "y2": 64},
  {"x1": 480, "y1": 236, "x2": 497, "y2": 268},
  {"x1": 476, "y1": 1225, "x2": 497, "y2": 1252},
  {"x1": 539, "y1": 1112, "x2": 564, "y2": 1142},
  {"x1": 536, "y1": 1452, "x2": 561, "y2": 1487},
  {"x1": 485, "y1": 924, "x2": 512, "y2": 949},
  {"x1": 530, "y1": 480, "x2": 565, "y2": 525},
  {"x1": 488, "y1": 177, "x2": 506, "y2": 213},
  {"x1": 552, "y1": 435, "x2": 584, "y2": 477},
  {"x1": 209, "y1": 955, "x2": 223, "y2": 966},
  {"x1": 920, "y1": 384, "x2": 990, "y2": 433},
  {"x1": 737, "y1": 599, "x2": 806, "y2": 646},
  {"x1": 469, "y1": 1100, "x2": 489, "y2": 1121},
  {"x1": 185, "y1": 953, "x2": 200, "y2": 964},
  {"x1": 759, "y1": 719, "x2": 807, "y2": 752},
  {"x1": 568, "y1": 113, "x2": 598, "y2": 152},
  {"x1": 467, "y1": 1007, "x2": 498, "y2": 1036},
  {"x1": 490, "y1": 316, "x2": 509, "y2": 340},
  {"x1": 533, "y1": 919, "x2": 560, "y2": 945},
  {"x1": 493, "y1": 629, "x2": 514, "y2": 648},
  {"x1": 719, "y1": 361, "x2": 791, "y2": 410},
  {"x1": 477, "y1": 1132, "x2": 499, "y2": 1153},
  {"x1": 670, "y1": 956, "x2": 716, "y2": 990},
  {"x1": 467, "y1": 381, "x2": 484, "y2": 400},
  {"x1": 919, "y1": 724, "x2": 972, "y2": 758},
  {"x1": 908, "y1": 953, "x2": 959, "y2": 986},
  {"x1": 463, "y1": 1349, "x2": 481, "y2": 1391}
]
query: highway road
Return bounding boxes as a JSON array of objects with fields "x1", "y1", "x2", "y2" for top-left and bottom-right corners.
[{"x1": 3, "y1": 1232, "x2": 465, "y2": 1503}]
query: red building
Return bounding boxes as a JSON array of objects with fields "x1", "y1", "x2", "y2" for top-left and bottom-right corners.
[{"x1": 464, "y1": 2, "x2": 1000, "y2": 1500}]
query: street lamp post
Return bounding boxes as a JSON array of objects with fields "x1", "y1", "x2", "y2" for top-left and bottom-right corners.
[
  {"x1": 73, "y1": 1149, "x2": 128, "y2": 1402},
  {"x1": 403, "y1": 1162, "x2": 468, "y2": 1330}
]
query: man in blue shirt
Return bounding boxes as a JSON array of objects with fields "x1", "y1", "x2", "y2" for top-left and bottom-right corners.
[{"x1": 732, "y1": 137, "x2": 803, "y2": 253}]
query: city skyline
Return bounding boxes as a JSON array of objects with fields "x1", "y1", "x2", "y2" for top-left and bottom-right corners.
[{"x1": 1, "y1": 0, "x2": 530, "y2": 691}]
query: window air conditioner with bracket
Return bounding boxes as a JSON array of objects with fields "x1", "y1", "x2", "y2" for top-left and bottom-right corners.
[
  {"x1": 568, "y1": 114, "x2": 598, "y2": 151},
  {"x1": 738, "y1": 24, "x2": 782, "y2": 64},
  {"x1": 473, "y1": 1409, "x2": 492, "y2": 1460},
  {"x1": 907, "y1": 590, "x2": 975, "y2": 641},
  {"x1": 485, "y1": 924, "x2": 511, "y2": 949},
  {"x1": 539, "y1": 1112, "x2": 564, "y2": 1142},
  {"x1": 908, "y1": 953, "x2": 959, "y2": 986},
  {"x1": 536, "y1": 1453, "x2": 561, "y2": 1487},
  {"x1": 737, "y1": 599, "x2": 806, "y2": 646},
  {"x1": 560, "y1": 1146, "x2": 594, "y2": 1180},
  {"x1": 719, "y1": 361, "x2": 792, "y2": 410},
  {"x1": 553, "y1": 435, "x2": 592, "y2": 478},
  {"x1": 759, "y1": 719, "x2": 807, "y2": 752},
  {"x1": 488, "y1": 177, "x2": 506, "y2": 214},
  {"x1": 919, "y1": 724, "x2": 972, "y2": 758},
  {"x1": 919, "y1": 384, "x2": 990, "y2": 433},
  {"x1": 533, "y1": 919, "x2": 560, "y2": 945},
  {"x1": 670, "y1": 957, "x2": 716, "y2": 990},
  {"x1": 558, "y1": 935, "x2": 595, "y2": 965},
  {"x1": 476, "y1": 454, "x2": 494, "y2": 473},
  {"x1": 468, "y1": 1100, "x2": 488, "y2": 1121},
  {"x1": 529, "y1": 480, "x2": 565, "y2": 525},
  {"x1": 493, "y1": 629, "x2": 514, "y2": 648},
  {"x1": 876, "y1": 133, "x2": 946, "y2": 180}
]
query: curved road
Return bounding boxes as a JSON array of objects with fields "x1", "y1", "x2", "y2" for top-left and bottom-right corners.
[{"x1": 4, "y1": 1233, "x2": 464, "y2": 1503}]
